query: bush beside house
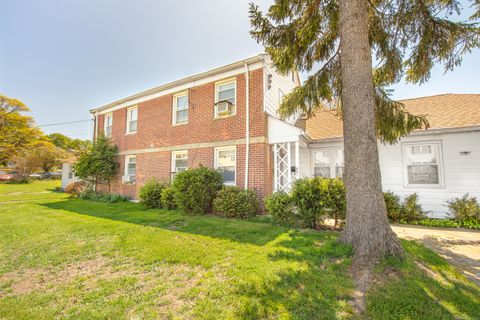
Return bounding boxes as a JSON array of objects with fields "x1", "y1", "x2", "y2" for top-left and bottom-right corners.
[
  {"x1": 213, "y1": 186, "x2": 259, "y2": 219},
  {"x1": 171, "y1": 166, "x2": 223, "y2": 215}
]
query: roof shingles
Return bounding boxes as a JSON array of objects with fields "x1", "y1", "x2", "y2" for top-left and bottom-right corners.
[{"x1": 306, "y1": 94, "x2": 480, "y2": 140}]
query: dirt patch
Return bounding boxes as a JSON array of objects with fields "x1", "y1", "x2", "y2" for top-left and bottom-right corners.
[{"x1": 0, "y1": 255, "x2": 209, "y2": 316}]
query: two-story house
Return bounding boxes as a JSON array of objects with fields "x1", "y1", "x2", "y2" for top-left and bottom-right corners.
[
  {"x1": 85, "y1": 54, "x2": 480, "y2": 218},
  {"x1": 90, "y1": 54, "x2": 302, "y2": 200}
]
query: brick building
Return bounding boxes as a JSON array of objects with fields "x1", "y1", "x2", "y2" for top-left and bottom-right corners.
[
  {"x1": 87, "y1": 54, "x2": 480, "y2": 218},
  {"x1": 90, "y1": 54, "x2": 301, "y2": 199}
]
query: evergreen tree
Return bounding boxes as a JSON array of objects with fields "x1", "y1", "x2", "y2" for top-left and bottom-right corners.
[
  {"x1": 250, "y1": 0, "x2": 480, "y2": 265},
  {"x1": 74, "y1": 135, "x2": 118, "y2": 190}
]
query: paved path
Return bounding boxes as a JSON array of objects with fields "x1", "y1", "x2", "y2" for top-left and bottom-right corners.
[{"x1": 392, "y1": 224, "x2": 480, "y2": 285}]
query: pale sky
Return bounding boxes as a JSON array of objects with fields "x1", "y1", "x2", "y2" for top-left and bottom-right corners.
[{"x1": 1, "y1": 0, "x2": 479, "y2": 140}]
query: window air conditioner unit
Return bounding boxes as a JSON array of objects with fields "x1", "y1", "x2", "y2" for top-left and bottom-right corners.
[
  {"x1": 216, "y1": 100, "x2": 233, "y2": 115},
  {"x1": 122, "y1": 175, "x2": 135, "y2": 184}
]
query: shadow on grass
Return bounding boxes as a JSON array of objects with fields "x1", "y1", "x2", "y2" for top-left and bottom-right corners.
[
  {"x1": 229, "y1": 230, "x2": 356, "y2": 319},
  {"x1": 366, "y1": 240, "x2": 480, "y2": 320},
  {"x1": 41, "y1": 199, "x2": 286, "y2": 246}
]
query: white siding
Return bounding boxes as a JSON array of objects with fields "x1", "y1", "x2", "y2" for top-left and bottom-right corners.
[
  {"x1": 263, "y1": 59, "x2": 299, "y2": 123},
  {"x1": 308, "y1": 131, "x2": 480, "y2": 218},
  {"x1": 268, "y1": 116, "x2": 303, "y2": 144}
]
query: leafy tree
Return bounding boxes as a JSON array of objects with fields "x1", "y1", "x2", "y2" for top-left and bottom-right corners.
[
  {"x1": 13, "y1": 140, "x2": 64, "y2": 178},
  {"x1": 47, "y1": 133, "x2": 91, "y2": 154},
  {"x1": 0, "y1": 94, "x2": 43, "y2": 165},
  {"x1": 74, "y1": 135, "x2": 118, "y2": 190},
  {"x1": 250, "y1": 0, "x2": 479, "y2": 264}
]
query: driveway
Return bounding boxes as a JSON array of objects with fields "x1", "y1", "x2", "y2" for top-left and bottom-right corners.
[{"x1": 392, "y1": 224, "x2": 480, "y2": 285}]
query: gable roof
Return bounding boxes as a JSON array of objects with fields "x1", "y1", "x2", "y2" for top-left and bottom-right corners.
[{"x1": 306, "y1": 94, "x2": 480, "y2": 141}]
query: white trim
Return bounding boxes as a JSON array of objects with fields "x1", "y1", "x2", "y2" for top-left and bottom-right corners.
[
  {"x1": 214, "y1": 78, "x2": 237, "y2": 118},
  {"x1": 90, "y1": 55, "x2": 266, "y2": 115},
  {"x1": 126, "y1": 106, "x2": 138, "y2": 134},
  {"x1": 172, "y1": 91, "x2": 189, "y2": 125},
  {"x1": 214, "y1": 146, "x2": 237, "y2": 186},
  {"x1": 118, "y1": 136, "x2": 267, "y2": 155},
  {"x1": 171, "y1": 150, "x2": 188, "y2": 174},
  {"x1": 124, "y1": 154, "x2": 137, "y2": 184},
  {"x1": 273, "y1": 144, "x2": 278, "y2": 192},
  {"x1": 104, "y1": 112, "x2": 113, "y2": 137},
  {"x1": 401, "y1": 140, "x2": 445, "y2": 188},
  {"x1": 244, "y1": 63, "x2": 250, "y2": 189}
]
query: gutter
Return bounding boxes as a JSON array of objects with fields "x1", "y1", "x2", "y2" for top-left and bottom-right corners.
[{"x1": 244, "y1": 62, "x2": 250, "y2": 190}]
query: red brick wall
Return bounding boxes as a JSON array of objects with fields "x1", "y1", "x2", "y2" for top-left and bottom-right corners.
[{"x1": 95, "y1": 67, "x2": 272, "y2": 200}]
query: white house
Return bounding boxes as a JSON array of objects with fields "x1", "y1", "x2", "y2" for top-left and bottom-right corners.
[{"x1": 295, "y1": 94, "x2": 480, "y2": 218}]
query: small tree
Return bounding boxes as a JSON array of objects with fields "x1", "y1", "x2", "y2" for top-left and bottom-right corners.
[
  {"x1": 74, "y1": 135, "x2": 118, "y2": 190},
  {"x1": 13, "y1": 140, "x2": 64, "y2": 179}
]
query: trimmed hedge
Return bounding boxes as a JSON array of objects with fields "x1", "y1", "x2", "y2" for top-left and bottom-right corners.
[
  {"x1": 161, "y1": 185, "x2": 177, "y2": 210},
  {"x1": 265, "y1": 192, "x2": 296, "y2": 226},
  {"x1": 139, "y1": 178, "x2": 168, "y2": 209},
  {"x1": 172, "y1": 166, "x2": 223, "y2": 215},
  {"x1": 213, "y1": 186, "x2": 259, "y2": 219}
]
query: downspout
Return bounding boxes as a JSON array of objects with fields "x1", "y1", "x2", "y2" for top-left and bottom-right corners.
[
  {"x1": 93, "y1": 112, "x2": 98, "y2": 142},
  {"x1": 244, "y1": 62, "x2": 250, "y2": 190}
]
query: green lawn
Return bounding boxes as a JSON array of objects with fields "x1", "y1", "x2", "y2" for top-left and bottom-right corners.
[{"x1": 0, "y1": 181, "x2": 478, "y2": 319}]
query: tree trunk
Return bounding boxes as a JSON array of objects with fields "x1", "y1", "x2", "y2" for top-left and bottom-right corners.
[{"x1": 338, "y1": 0, "x2": 403, "y2": 265}]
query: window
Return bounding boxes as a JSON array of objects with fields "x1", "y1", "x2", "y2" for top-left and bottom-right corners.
[
  {"x1": 173, "y1": 92, "x2": 188, "y2": 125},
  {"x1": 313, "y1": 149, "x2": 344, "y2": 179},
  {"x1": 104, "y1": 113, "x2": 113, "y2": 137},
  {"x1": 172, "y1": 150, "x2": 188, "y2": 178},
  {"x1": 215, "y1": 80, "x2": 236, "y2": 117},
  {"x1": 215, "y1": 146, "x2": 236, "y2": 185},
  {"x1": 403, "y1": 142, "x2": 443, "y2": 186},
  {"x1": 123, "y1": 155, "x2": 136, "y2": 183},
  {"x1": 126, "y1": 106, "x2": 138, "y2": 134}
]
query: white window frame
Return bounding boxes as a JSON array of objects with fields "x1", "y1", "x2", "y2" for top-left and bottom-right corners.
[
  {"x1": 214, "y1": 146, "x2": 237, "y2": 185},
  {"x1": 310, "y1": 148, "x2": 344, "y2": 179},
  {"x1": 124, "y1": 155, "x2": 136, "y2": 183},
  {"x1": 104, "y1": 113, "x2": 113, "y2": 137},
  {"x1": 402, "y1": 141, "x2": 444, "y2": 188},
  {"x1": 126, "y1": 106, "x2": 138, "y2": 134},
  {"x1": 171, "y1": 150, "x2": 188, "y2": 177},
  {"x1": 172, "y1": 92, "x2": 189, "y2": 125},
  {"x1": 214, "y1": 78, "x2": 237, "y2": 118}
]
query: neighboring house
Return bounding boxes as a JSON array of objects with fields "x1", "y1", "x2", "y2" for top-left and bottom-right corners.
[
  {"x1": 305, "y1": 94, "x2": 480, "y2": 218},
  {"x1": 89, "y1": 54, "x2": 479, "y2": 218}
]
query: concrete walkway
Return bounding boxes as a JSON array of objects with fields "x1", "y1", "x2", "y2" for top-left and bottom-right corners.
[{"x1": 392, "y1": 224, "x2": 480, "y2": 285}]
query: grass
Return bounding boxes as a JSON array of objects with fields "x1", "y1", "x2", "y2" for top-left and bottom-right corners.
[{"x1": 0, "y1": 181, "x2": 479, "y2": 319}]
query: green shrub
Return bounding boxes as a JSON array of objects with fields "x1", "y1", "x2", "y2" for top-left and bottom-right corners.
[
  {"x1": 320, "y1": 178, "x2": 346, "y2": 228},
  {"x1": 161, "y1": 185, "x2": 177, "y2": 210},
  {"x1": 213, "y1": 186, "x2": 259, "y2": 219},
  {"x1": 265, "y1": 192, "x2": 296, "y2": 226},
  {"x1": 291, "y1": 177, "x2": 325, "y2": 229},
  {"x1": 78, "y1": 187, "x2": 96, "y2": 200},
  {"x1": 399, "y1": 193, "x2": 427, "y2": 223},
  {"x1": 139, "y1": 178, "x2": 168, "y2": 209},
  {"x1": 172, "y1": 166, "x2": 223, "y2": 215},
  {"x1": 384, "y1": 191, "x2": 402, "y2": 222},
  {"x1": 398, "y1": 218, "x2": 480, "y2": 230},
  {"x1": 447, "y1": 194, "x2": 480, "y2": 223},
  {"x1": 78, "y1": 187, "x2": 129, "y2": 203}
]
